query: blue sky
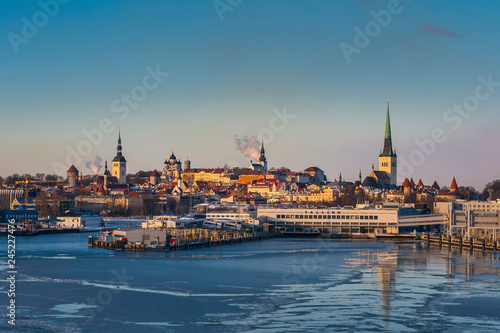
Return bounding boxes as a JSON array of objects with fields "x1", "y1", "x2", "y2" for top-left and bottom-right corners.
[{"x1": 1, "y1": 0, "x2": 500, "y2": 190}]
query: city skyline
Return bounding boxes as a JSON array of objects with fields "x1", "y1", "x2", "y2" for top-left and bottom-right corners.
[{"x1": 2, "y1": 0, "x2": 500, "y2": 190}]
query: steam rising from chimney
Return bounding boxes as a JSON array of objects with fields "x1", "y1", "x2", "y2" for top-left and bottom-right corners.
[
  {"x1": 234, "y1": 135, "x2": 261, "y2": 160},
  {"x1": 86, "y1": 155, "x2": 103, "y2": 174}
]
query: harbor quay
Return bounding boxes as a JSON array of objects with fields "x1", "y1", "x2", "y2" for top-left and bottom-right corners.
[{"x1": 88, "y1": 227, "x2": 273, "y2": 251}]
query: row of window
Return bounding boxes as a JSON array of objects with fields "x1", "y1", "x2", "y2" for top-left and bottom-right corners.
[
  {"x1": 276, "y1": 214, "x2": 379, "y2": 220},
  {"x1": 283, "y1": 221, "x2": 389, "y2": 226},
  {"x1": 472, "y1": 221, "x2": 499, "y2": 225},
  {"x1": 400, "y1": 220, "x2": 444, "y2": 225},
  {"x1": 469, "y1": 204, "x2": 500, "y2": 209}
]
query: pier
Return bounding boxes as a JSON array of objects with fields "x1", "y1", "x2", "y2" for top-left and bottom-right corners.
[
  {"x1": 88, "y1": 228, "x2": 275, "y2": 251},
  {"x1": 422, "y1": 233, "x2": 500, "y2": 251}
]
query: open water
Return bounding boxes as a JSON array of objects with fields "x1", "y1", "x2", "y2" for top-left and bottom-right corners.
[{"x1": 1, "y1": 233, "x2": 500, "y2": 332}]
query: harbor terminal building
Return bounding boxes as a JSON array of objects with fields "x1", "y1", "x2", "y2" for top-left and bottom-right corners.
[{"x1": 256, "y1": 203, "x2": 447, "y2": 234}]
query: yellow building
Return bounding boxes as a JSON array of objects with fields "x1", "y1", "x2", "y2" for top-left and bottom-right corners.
[
  {"x1": 306, "y1": 188, "x2": 337, "y2": 202},
  {"x1": 239, "y1": 170, "x2": 263, "y2": 185},
  {"x1": 247, "y1": 179, "x2": 279, "y2": 199},
  {"x1": 182, "y1": 168, "x2": 231, "y2": 183}
]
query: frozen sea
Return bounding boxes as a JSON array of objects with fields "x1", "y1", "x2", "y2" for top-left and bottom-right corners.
[{"x1": 1, "y1": 233, "x2": 500, "y2": 332}]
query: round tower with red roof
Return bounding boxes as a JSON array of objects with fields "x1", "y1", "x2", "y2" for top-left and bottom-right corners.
[{"x1": 67, "y1": 165, "x2": 79, "y2": 187}]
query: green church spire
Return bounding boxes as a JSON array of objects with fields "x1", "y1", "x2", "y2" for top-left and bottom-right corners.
[
  {"x1": 380, "y1": 99, "x2": 396, "y2": 157},
  {"x1": 385, "y1": 99, "x2": 391, "y2": 139}
]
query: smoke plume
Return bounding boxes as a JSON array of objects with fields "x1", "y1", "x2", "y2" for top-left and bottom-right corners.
[
  {"x1": 234, "y1": 135, "x2": 261, "y2": 160},
  {"x1": 86, "y1": 155, "x2": 103, "y2": 174}
]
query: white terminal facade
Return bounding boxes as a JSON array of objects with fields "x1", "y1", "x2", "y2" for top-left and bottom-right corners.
[{"x1": 257, "y1": 204, "x2": 447, "y2": 234}]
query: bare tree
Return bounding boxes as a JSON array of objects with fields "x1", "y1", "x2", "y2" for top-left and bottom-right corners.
[
  {"x1": 166, "y1": 197, "x2": 178, "y2": 214},
  {"x1": 480, "y1": 180, "x2": 500, "y2": 201},
  {"x1": 45, "y1": 174, "x2": 59, "y2": 181},
  {"x1": 35, "y1": 192, "x2": 50, "y2": 217},
  {"x1": 457, "y1": 186, "x2": 476, "y2": 201}
]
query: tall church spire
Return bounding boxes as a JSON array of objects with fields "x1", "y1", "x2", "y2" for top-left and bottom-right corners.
[
  {"x1": 258, "y1": 139, "x2": 267, "y2": 171},
  {"x1": 259, "y1": 140, "x2": 266, "y2": 162},
  {"x1": 117, "y1": 128, "x2": 122, "y2": 156},
  {"x1": 112, "y1": 129, "x2": 127, "y2": 185},
  {"x1": 113, "y1": 129, "x2": 126, "y2": 162},
  {"x1": 380, "y1": 99, "x2": 395, "y2": 157}
]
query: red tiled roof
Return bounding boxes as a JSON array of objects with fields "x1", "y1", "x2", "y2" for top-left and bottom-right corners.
[
  {"x1": 304, "y1": 166, "x2": 322, "y2": 172},
  {"x1": 402, "y1": 178, "x2": 411, "y2": 187},
  {"x1": 67, "y1": 165, "x2": 79, "y2": 173}
]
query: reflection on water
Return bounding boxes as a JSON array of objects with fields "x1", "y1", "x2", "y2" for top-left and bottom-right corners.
[{"x1": 340, "y1": 242, "x2": 500, "y2": 331}]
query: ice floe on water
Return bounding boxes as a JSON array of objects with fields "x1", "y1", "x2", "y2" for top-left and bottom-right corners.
[{"x1": 52, "y1": 303, "x2": 98, "y2": 314}]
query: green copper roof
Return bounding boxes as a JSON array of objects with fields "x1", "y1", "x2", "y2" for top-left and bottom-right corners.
[{"x1": 385, "y1": 100, "x2": 391, "y2": 139}]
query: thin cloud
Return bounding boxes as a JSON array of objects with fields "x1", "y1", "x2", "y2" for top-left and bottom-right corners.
[{"x1": 420, "y1": 25, "x2": 459, "y2": 38}]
